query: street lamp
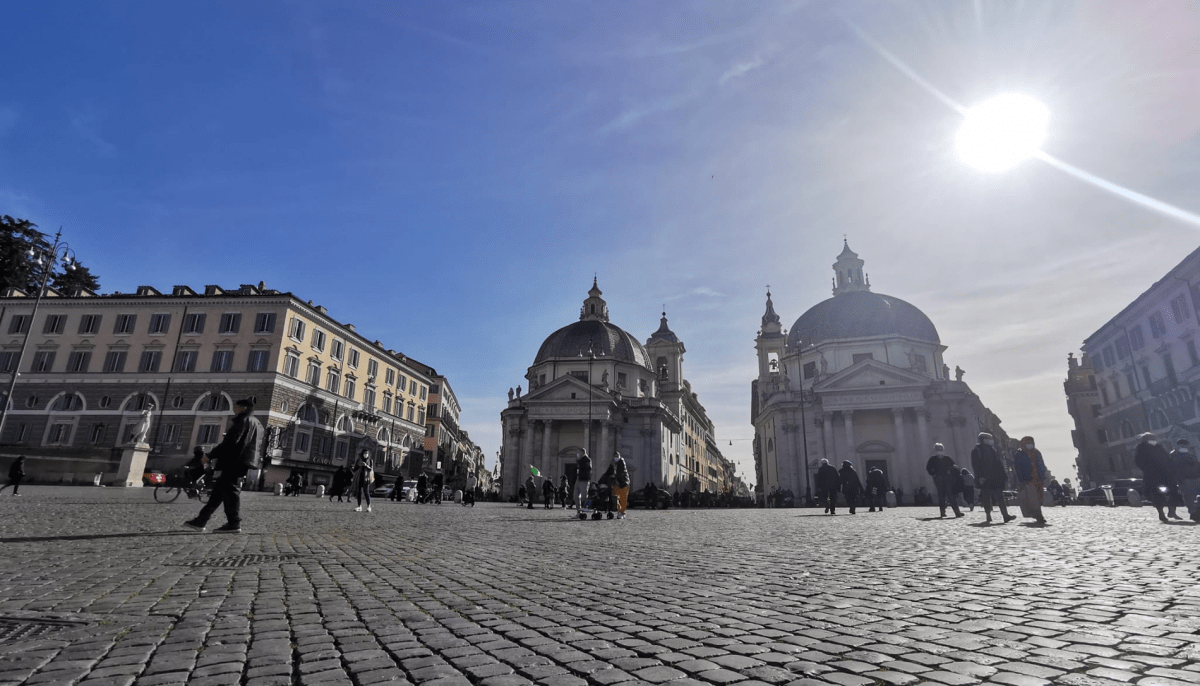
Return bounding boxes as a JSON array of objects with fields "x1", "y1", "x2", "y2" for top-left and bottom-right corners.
[
  {"x1": 0, "y1": 229, "x2": 76, "y2": 441},
  {"x1": 580, "y1": 341, "x2": 595, "y2": 456}
]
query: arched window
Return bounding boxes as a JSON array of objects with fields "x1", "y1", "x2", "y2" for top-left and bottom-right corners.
[
  {"x1": 378, "y1": 428, "x2": 390, "y2": 444},
  {"x1": 336, "y1": 416, "x2": 353, "y2": 433},
  {"x1": 51, "y1": 393, "x2": 85, "y2": 411},
  {"x1": 297, "y1": 404, "x2": 318, "y2": 423},
  {"x1": 197, "y1": 394, "x2": 230, "y2": 412},
  {"x1": 1120, "y1": 419, "x2": 1135, "y2": 439},
  {"x1": 122, "y1": 393, "x2": 155, "y2": 412},
  {"x1": 1151, "y1": 410, "x2": 1169, "y2": 431}
]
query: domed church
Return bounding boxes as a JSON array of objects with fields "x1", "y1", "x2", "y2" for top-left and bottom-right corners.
[
  {"x1": 500, "y1": 280, "x2": 728, "y2": 499},
  {"x1": 752, "y1": 241, "x2": 1012, "y2": 500}
]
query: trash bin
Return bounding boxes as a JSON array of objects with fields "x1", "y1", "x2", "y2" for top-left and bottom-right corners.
[
  {"x1": 315, "y1": 485, "x2": 325, "y2": 498},
  {"x1": 274, "y1": 482, "x2": 284, "y2": 496},
  {"x1": 1101, "y1": 485, "x2": 1114, "y2": 506},
  {"x1": 93, "y1": 473, "x2": 104, "y2": 486}
]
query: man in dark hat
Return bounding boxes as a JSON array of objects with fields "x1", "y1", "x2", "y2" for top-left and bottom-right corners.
[{"x1": 185, "y1": 397, "x2": 263, "y2": 533}]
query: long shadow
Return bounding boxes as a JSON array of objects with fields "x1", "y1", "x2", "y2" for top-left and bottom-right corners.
[{"x1": 0, "y1": 530, "x2": 196, "y2": 544}]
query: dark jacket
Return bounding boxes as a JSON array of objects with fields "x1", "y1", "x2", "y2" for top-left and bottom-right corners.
[
  {"x1": 865, "y1": 468, "x2": 888, "y2": 495},
  {"x1": 1170, "y1": 450, "x2": 1200, "y2": 482},
  {"x1": 9, "y1": 458, "x2": 25, "y2": 480},
  {"x1": 209, "y1": 408, "x2": 263, "y2": 471},
  {"x1": 839, "y1": 464, "x2": 863, "y2": 496},
  {"x1": 926, "y1": 454, "x2": 958, "y2": 488},
  {"x1": 542, "y1": 479, "x2": 556, "y2": 498},
  {"x1": 598, "y1": 465, "x2": 615, "y2": 487},
  {"x1": 1013, "y1": 449, "x2": 1048, "y2": 484},
  {"x1": 417, "y1": 473, "x2": 428, "y2": 492},
  {"x1": 576, "y1": 454, "x2": 593, "y2": 482},
  {"x1": 970, "y1": 443, "x2": 1007, "y2": 490},
  {"x1": 815, "y1": 464, "x2": 840, "y2": 491},
  {"x1": 331, "y1": 468, "x2": 347, "y2": 492},
  {"x1": 432, "y1": 472, "x2": 444, "y2": 488},
  {"x1": 614, "y1": 458, "x2": 630, "y2": 488},
  {"x1": 1135, "y1": 442, "x2": 1173, "y2": 488}
]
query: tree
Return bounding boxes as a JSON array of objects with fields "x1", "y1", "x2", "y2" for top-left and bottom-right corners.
[{"x1": 0, "y1": 215, "x2": 101, "y2": 294}]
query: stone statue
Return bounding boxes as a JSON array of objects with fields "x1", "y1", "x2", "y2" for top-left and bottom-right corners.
[
  {"x1": 658, "y1": 364, "x2": 668, "y2": 380},
  {"x1": 601, "y1": 370, "x2": 609, "y2": 387},
  {"x1": 819, "y1": 352, "x2": 828, "y2": 374},
  {"x1": 508, "y1": 388, "x2": 514, "y2": 401},
  {"x1": 639, "y1": 378, "x2": 648, "y2": 395},
  {"x1": 955, "y1": 365, "x2": 965, "y2": 382},
  {"x1": 515, "y1": 385, "x2": 522, "y2": 398},
  {"x1": 943, "y1": 364, "x2": 950, "y2": 380},
  {"x1": 132, "y1": 407, "x2": 154, "y2": 444}
]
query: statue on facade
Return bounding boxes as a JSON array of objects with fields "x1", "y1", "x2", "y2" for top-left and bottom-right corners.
[
  {"x1": 132, "y1": 407, "x2": 154, "y2": 445},
  {"x1": 601, "y1": 370, "x2": 609, "y2": 388},
  {"x1": 515, "y1": 385, "x2": 522, "y2": 398},
  {"x1": 943, "y1": 363, "x2": 951, "y2": 380},
  {"x1": 507, "y1": 388, "x2": 514, "y2": 401},
  {"x1": 819, "y1": 352, "x2": 828, "y2": 375},
  {"x1": 955, "y1": 365, "x2": 965, "y2": 382},
  {"x1": 639, "y1": 378, "x2": 648, "y2": 396}
]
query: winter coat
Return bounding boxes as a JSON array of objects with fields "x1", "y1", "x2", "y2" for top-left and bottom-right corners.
[
  {"x1": 925, "y1": 454, "x2": 959, "y2": 489},
  {"x1": 209, "y1": 408, "x2": 263, "y2": 471},
  {"x1": 416, "y1": 474, "x2": 428, "y2": 492},
  {"x1": 970, "y1": 443, "x2": 1008, "y2": 490},
  {"x1": 839, "y1": 465, "x2": 864, "y2": 496},
  {"x1": 331, "y1": 468, "x2": 347, "y2": 492},
  {"x1": 1135, "y1": 442, "x2": 1173, "y2": 488},
  {"x1": 1170, "y1": 450, "x2": 1200, "y2": 482},
  {"x1": 598, "y1": 465, "x2": 615, "y2": 487},
  {"x1": 815, "y1": 464, "x2": 840, "y2": 491},
  {"x1": 614, "y1": 458, "x2": 630, "y2": 488},
  {"x1": 865, "y1": 468, "x2": 888, "y2": 495},
  {"x1": 353, "y1": 454, "x2": 373, "y2": 489},
  {"x1": 542, "y1": 479, "x2": 556, "y2": 499},
  {"x1": 432, "y1": 472, "x2": 444, "y2": 489},
  {"x1": 9, "y1": 458, "x2": 25, "y2": 480},
  {"x1": 1013, "y1": 449, "x2": 1048, "y2": 484},
  {"x1": 576, "y1": 453, "x2": 593, "y2": 482}
]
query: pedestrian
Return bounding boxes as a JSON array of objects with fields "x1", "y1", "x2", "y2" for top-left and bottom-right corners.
[
  {"x1": 1169, "y1": 438, "x2": 1200, "y2": 522},
  {"x1": 597, "y1": 464, "x2": 615, "y2": 516},
  {"x1": 417, "y1": 472, "x2": 429, "y2": 504},
  {"x1": 184, "y1": 398, "x2": 263, "y2": 533},
  {"x1": 1, "y1": 456, "x2": 26, "y2": 496},
  {"x1": 1048, "y1": 478, "x2": 1064, "y2": 506},
  {"x1": 526, "y1": 475, "x2": 536, "y2": 510},
  {"x1": 329, "y1": 466, "x2": 347, "y2": 502},
  {"x1": 613, "y1": 452, "x2": 631, "y2": 519},
  {"x1": 960, "y1": 468, "x2": 976, "y2": 511},
  {"x1": 1134, "y1": 432, "x2": 1176, "y2": 522},
  {"x1": 573, "y1": 451, "x2": 592, "y2": 513},
  {"x1": 390, "y1": 473, "x2": 404, "y2": 501},
  {"x1": 816, "y1": 459, "x2": 840, "y2": 514},
  {"x1": 646, "y1": 481, "x2": 659, "y2": 510},
  {"x1": 839, "y1": 461, "x2": 864, "y2": 515},
  {"x1": 465, "y1": 473, "x2": 478, "y2": 506},
  {"x1": 865, "y1": 466, "x2": 888, "y2": 512},
  {"x1": 432, "y1": 471, "x2": 445, "y2": 505},
  {"x1": 971, "y1": 432, "x2": 1016, "y2": 524},
  {"x1": 894, "y1": 486, "x2": 904, "y2": 506},
  {"x1": 559, "y1": 474, "x2": 569, "y2": 508},
  {"x1": 925, "y1": 444, "x2": 964, "y2": 518},
  {"x1": 542, "y1": 476, "x2": 556, "y2": 509},
  {"x1": 517, "y1": 483, "x2": 526, "y2": 506},
  {"x1": 1013, "y1": 436, "x2": 1048, "y2": 525},
  {"x1": 352, "y1": 449, "x2": 374, "y2": 513}
]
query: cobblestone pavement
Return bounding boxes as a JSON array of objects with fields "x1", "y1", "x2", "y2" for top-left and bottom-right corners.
[{"x1": 0, "y1": 488, "x2": 1197, "y2": 686}]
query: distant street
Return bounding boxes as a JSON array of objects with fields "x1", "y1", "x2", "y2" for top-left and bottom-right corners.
[{"x1": 0, "y1": 489, "x2": 1197, "y2": 686}]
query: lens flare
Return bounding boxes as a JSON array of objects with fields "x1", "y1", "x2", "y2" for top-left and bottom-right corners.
[{"x1": 956, "y1": 94, "x2": 1049, "y2": 173}]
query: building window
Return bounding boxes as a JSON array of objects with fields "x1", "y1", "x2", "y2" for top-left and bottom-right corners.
[
  {"x1": 123, "y1": 393, "x2": 154, "y2": 411},
  {"x1": 66, "y1": 351, "x2": 92, "y2": 372},
  {"x1": 1113, "y1": 378, "x2": 1122, "y2": 400},
  {"x1": 148, "y1": 313, "x2": 171, "y2": 334},
  {"x1": 198, "y1": 394, "x2": 230, "y2": 412},
  {"x1": 114, "y1": 314, "x2": 137, "y2": 335},
  {"x1": 297, "y1": 404, "x2": 318, "y2": 423},
  {"x1": 98, "y1": 395, "x2": 111, "y2": 409},
  {"x1": 330, "y1": 339, "x2": 344, "y2": 361},
  {"x1": 315, "y1": 434, "x2": 331, "y2": 456},
  {"x1": 279, "y1": 399, "x2": 290, "y2": 414},
  {"x1": 407, "y1": 403, "x2": 415, "y2": 421},
  {"x1": 335, "y1": 439, "x2": 349, "y2": 462},
  {"x1": 246, "y1": 350, "x2": 270, "y2": 371},
  {"x1": 1099, "y1": 383, "x2": 1109, "y2": 405},
  {"x1": 197, "y1": 424, "x2": 222, "y2": 444},
  {"x1": 306, "y1": 360, "x2": 321, "y2": 385},
  {"x1": 1142, "y1": 365, "x2": 1153, "y2": 388},
  {"x1": 139, "y1": 350, "x2": 162, "y2": 372},
  {"x1": 363, "y1": 387, "x2": 375, "y2": 409},
  {"x1": 383, "y1": 393, "x2": 392, "y2": 414},
  {"x1": 326, "y1": 369, "x2": 340, "y2": 393},
  {"x1": 852, "y1": 353, "x2": 874, "y2": 365},
  {"x1": 52, "y1": 393, "x2": 83, "y2": 411},
  {"x1": 1125, "y1": 372, "x2": 1136, "y2": 394},
  {"x1": 385, "y1": 368, "x2": 396, "y2": 386},
  {"x1": 210, "y1": 350, "x2": 234, "y2": 372},
  {"x1": 1115, "y1": 337, "x2": 1130, "y2": 360},
  {"x1": 13, "y1": 423, "x2": 27, "y2": 442},
  {"x1": 219, "y1": 313, "x2": 241, "y2": 334},
  {"x1": 913, "y1": 355, "x2": 928, "y2": 373},
  {"x1": 419, "y1": 385, "x2": 427, "y2": 401},
  {"x1": 90, "y1": 423, "x2": 106, "y2": 444},
  {"x1": 1171, "y1": 294, "x2": 1190, "y2": 323},
  {"x1": 103, "y1": 350, "x2": 127, "y2": 373},
  {"x1": 1151, "y1": 409, "x2": 1169, "y2": 430},
  {"x1": 8, "y1": 314, "x2": 30, "y2": 334},
  {"x1": 1164, "y1": 352, "x2": 1177, "y2": 382},
  {"x1": 1102, "y1": 346, "x2": 1116, "y2": 367},
  {"x1": 348, "y1": 348, "x2": 360, "y2": 369},
  {"x1": 417, "y1": 407, "x2": 425, "y2": 424},
  {"x1": 254, "y1": 312, "x2": 277, "y2": 333},
  {"x1": 1149, "y1": 312, "x2": 1167, "y2": 338},
  {"x1": 312, "y1": 330, "x2": 326, "y2": 352},
  {"x1": 181, "y1": 313, "x2": 205, "y2": 334},
  {"x1": 398, "y1": 375, "x2": 407, "y2": 392},
  {"x1": 47, "y1": 422, "x2": 74, "y2": 445},
  {"x1": 294, "y1": 431, "x2": 311, "y2": 454},
  {"x1": 344, "y1": 377, "x2": 356, "y2": 400},
  {"x1": 1129, "y1": 325, "x2": 1145, "y2": 351},
  {"x1": 289, "y1": 318, "x2": 305, "y2": 341},
  {"x1": 42, "y1": 314, "x2": 67, "y2": 335},
  {"x1": 78, "y1": 314, "x2": 102, "y2": 335},
  {"x1": 174, "y1": 350, "x2": 198, "y2": 372},
  {"x1": 172, "y1": 395, "x2": 184, "y2": 408},
  {"x1": 0, "y1": 352, "x2": 18, "y2": 372},
  {"x1": 31, "y1": 351, "x2": 55, "y2": 372},
  {"x1": 367, "y1": 359, "x2": 378, "y2": 378},
  {"x1": 162, "y1": 423, "x2": 180, "y2": 445},
  {"x1": 284, "y1": 353, "x2": 300, "y2": 377},
  {"x1": 1094, "y1": 353, "x2": 1106, "y2": 374},
  {"x1": 1188, "y1": 340, "x2": 1199, "y2": 367}
]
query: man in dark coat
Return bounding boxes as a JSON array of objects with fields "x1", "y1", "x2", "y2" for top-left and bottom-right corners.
[
  {"x1": 1169, "y1": 438, "x2": 1200, "y2": 522},
  {"x1": 542, "y1": 476, "x2": 556, "y2": 510},
  {"x1": 573, "y1": 451, "x2": 592, "y2": 512},
  {"x1": 926, "y1": 443, "x2": 964, "y2": 518},
  {"x1": 1135, "y1": 432, "x2": 1176, "y2": 523},
  {"x1": 417, "y1": 472, "x2": 429, "y2": 504},
  {"x1": 329, "y1": 466, "x2": 346, "y2": 502},
  {"x1": 865, "y1": 467, "x2": 888, "y2": 512},
  {"x1": 432, "y1": 471, "x2": 445, "y2": 504},
  {"x1": 839, "y1": 461, "x2": 864, "y2": 515},
  {"x1": 970, "y1": 432, "x2": 1015, "y2": 524},
  {"x1": 559, "y1": 474, "x2": 570, "y2": 508},
  {"x1": 815, "y1": 459, "x2": 840, "y2": 514},
  {"x1": 1, "y1": 456, "x2": 26, "y2": 495},
  {"x1": 185, "y1": 398, "x2": 263, "y2": 533}
]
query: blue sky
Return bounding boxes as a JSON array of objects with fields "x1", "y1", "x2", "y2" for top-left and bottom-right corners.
[{"x1": 4, "y1": 1, "x2": 1200, "y2": 482}]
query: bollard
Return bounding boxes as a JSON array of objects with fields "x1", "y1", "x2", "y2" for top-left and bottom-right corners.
[
  {"x1": 93, "y1": 473, "x2": 104, "y2": 486},
  {"x1": 315, "y1": 485, "x2": 325, "y2": 498},
  {"x1": 885, "y1": 490, "x2": 897, "y2": 508},
  {"x1": 454, "y1": 489, "x2": 463, "y2": 504},
  {"x1": 1127, "y1": 489, "x2": 1142, "y2": 507},
  {"x1": 274, "y1": 482, "x2": 284, "y2": 496}
]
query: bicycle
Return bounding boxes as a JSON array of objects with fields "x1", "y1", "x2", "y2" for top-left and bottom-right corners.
[{"x1": 154, "y1": 474, "x2": 210, "y2": 503}]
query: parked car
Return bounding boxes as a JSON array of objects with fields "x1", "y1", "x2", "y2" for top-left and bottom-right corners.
[
  {"x1": 372, "y1": 483, "x2": 395, "y2": 498},
  {"x1": 1079, "y1": 478, "x2": 1145, "y2": 506},
  {"x1": 627, "y1": 486, "x2": 673, "y2": 509}
]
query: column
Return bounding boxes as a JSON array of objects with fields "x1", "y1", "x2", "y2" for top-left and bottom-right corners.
[
  {"x1": 520, "y1": 419, "x2": 534, "y2": 477},
  {"x1": 892, "y1": 407, "x2": 907, "y2": 473},
  {"x1": 599, "y1": 421, "x2": 611, "y2": 466},
  {"x1": 842, "y1": 410, "x2": 855, "y2": 464},
  {"x1": 541, "y1": 419, "x2": 553, "y2": 476},
  {"x1": 916, "y1": 408, "x2": 930, "y2": 456},
  {"x1": 822, "y1": 412, "x2": 834, "y2": 463}
]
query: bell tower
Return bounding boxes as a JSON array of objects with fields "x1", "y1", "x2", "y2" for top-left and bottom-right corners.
[
  {"x1": 579, "y1": 277, "x2": 610, "y2": 322},
  {"x1": 832, "y1": 239, "x2": 870, "y2": 296},
  {"x1": 756, "y1": 289, "x2": 786, "y2": 382}
]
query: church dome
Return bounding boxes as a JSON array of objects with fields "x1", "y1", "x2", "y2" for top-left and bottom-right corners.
[
  {"x1": 786, "y1": 290, "x2": 940, "y2": 348},
  {"x1": 533, "y1": 279, "x2": 654, "y2": 370}
]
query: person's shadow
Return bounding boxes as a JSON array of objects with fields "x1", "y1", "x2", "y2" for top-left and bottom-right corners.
[{"x1": 0, "y1": 531, "x2": 195, "y2": 543}]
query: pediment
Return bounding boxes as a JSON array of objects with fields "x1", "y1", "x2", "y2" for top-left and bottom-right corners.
[
  {"x1": 815, "y1": 359, "x2": 930, "y2": 392},
  {"x1": 522, "y1": 375, "x2": 613, "y2": 403}
]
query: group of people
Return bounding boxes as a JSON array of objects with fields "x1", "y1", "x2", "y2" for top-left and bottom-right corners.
[
  {"x1": 1134, "y1": 432, "x2": 1200, "y2": 522},
  {"x1": 324, "y1": 456, "x2": 375, "y2": 511},
  {"x1": 517, "y1": 451, "x2": 634, "y2": 519},
  {"x1": 811, "y1": 432, "x2": 1051, "y2": 524}
]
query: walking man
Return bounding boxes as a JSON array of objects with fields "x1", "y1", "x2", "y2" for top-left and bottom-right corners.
[
  {"x1": 353, "y1": 448, "x2": 374, "y2": 513},
  {"x1": 573, "y1": 450, "x2": 592, "y2": 513},
  {"x1": 185, "y1": 398, "x2": 263, "y2": 533},
  {"x1": 1135, "y1": 432, "x2": 1176, "y2": 522},
  {"x1": 1, "y1": 456, "x2": 26, "y2": 495},
  {"x1": 926, "y1": 443, "x2": 964, "y2": 518},
  {"x1": 816, "y1": 459, "x2": 840, "y2": 514},
  {"x1": 971, "y1": 432, "x2": 1015, "y2": 524},
  {"x1": 1169, "y1": 438, "x2": 1200, "y2": 522},
  {"x1": 865, "y1": 466, "x2": 888, "y2": 512},
  {"x1": 1014, "y1": 436, "x2": 1048, "y2": 524},
  {"x1": 465, "y1": 473, "x2": 478, "y2": 506},
  {"x1": 839, "y1": 461, "x2": 864, "y2": 515}
]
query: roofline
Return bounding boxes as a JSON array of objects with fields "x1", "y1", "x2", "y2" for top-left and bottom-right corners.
[{"x1": 1082, "y1": 242, "x2": 1200, "y2": 348}]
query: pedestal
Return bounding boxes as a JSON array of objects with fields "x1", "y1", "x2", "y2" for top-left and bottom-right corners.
[{"x1": 112, "y1": 443, "x2": 151, "y2": 487}]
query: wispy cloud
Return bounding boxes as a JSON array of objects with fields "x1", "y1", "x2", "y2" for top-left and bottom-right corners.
[
  {"x1": 598, "y1": 90, "x2": 701, "y2": 134},
  {"x1": 68, "y1": 109, "x2": 115, "y2": 155},
  {"x1": 719, "y1": 56, "x2": 765, "y2": 85}
]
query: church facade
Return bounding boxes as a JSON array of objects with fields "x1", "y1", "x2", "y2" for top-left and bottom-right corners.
[
  {"x1": 499, "y1": 280, "x2": 730, "y2": 498},
  {"x1": 752, "y1": 242, "x2": 1013, "y2": 500}
]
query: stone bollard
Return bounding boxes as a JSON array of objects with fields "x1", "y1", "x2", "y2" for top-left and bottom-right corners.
[
  {"x1": 274, "y1": 482, "x2": 284, "y2": 496},
  {"x1": 454, "y1": 489, "x2": 463, "y2": 503},
  {"x1": 885, "y1": 490, "x2": 897, "y2": 508},
  {"x1": 315, "y1": 485, "x2": 325, "y2": 498},
  {"x1": 1127, "y1": 489, "x2": 1142, "y2": 507}
]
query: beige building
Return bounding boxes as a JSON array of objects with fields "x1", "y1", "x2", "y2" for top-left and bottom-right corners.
[{"x1": 0, "y1": 282, "x2": 431, "y2": 489}]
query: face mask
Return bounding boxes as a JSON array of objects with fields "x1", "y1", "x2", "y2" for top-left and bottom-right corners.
[
  {"x1": 1149, "y1": 440, "x2": 1158, "y2": 446},
  {"x1": 1025, "y1": 445, "x2": 1035, "y2": 451},
  {"x1": 984, "y1": 440, "x2": 994, "y2": 447},
  {"x1": 1179, "y1": 448, "x2": 1189, "y2": 454}
]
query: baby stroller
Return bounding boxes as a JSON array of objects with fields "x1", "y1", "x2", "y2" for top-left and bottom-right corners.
[{"x1": 588, "y1": 482, "x2": 616, "y2": 520}]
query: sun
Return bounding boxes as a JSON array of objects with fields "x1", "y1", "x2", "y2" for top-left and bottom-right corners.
[{"x1": 955, "y1": 93, "x2": 1050, "y2": 173}]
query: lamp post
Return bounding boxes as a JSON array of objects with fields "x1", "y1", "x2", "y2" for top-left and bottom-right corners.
[
  {"x1": 580, "y1": 341, "x2": 595, "y2": 456},
  {"x1": 0, "y1": 229, "x2": 76, "y2": 441}
]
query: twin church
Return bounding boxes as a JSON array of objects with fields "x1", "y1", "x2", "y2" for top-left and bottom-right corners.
[{"x1": 498, "y1": 242, "x2": 1011, "y2": 499}]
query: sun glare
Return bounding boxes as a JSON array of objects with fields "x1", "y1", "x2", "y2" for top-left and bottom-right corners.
[{"x1": 955, "y1": 94, "x2": 1049, "y2": 173}]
